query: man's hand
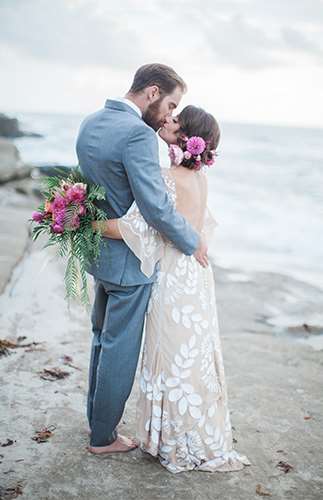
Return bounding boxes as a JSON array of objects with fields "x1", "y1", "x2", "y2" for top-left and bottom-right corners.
[{"x1": 194, "y1": 234, "x2": 208, "y2": 268}]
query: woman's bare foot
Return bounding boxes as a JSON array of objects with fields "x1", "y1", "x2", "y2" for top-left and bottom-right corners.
[{"x1": 87, "y1": 434, "x2": 138, "y2": 454}]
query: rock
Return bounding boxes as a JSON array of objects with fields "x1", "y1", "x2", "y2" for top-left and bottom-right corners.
[
  {"x1": 0, "y1": 138, "x2": 32, "y2": 184},
  {"x1": 0, "y1": 112, "x2": 42, "y2": 138}
]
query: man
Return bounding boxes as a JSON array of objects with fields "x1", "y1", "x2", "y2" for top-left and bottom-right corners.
[{"x1": 76, "y1": 63, "x2": 208, "y2": 454}]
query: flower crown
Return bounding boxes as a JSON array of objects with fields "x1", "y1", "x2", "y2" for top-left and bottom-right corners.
[{"x1": 168, "y1": 135, "x2": 217, "y2": 170}]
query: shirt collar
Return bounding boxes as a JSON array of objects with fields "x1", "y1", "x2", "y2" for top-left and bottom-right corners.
[{"x1": 113, "y1": 97, "x2": 142, "y2": 118}]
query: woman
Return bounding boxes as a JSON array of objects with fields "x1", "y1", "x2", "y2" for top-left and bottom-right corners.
[{"x1": 93, "y1": 105, "x2": 251, "y2": 473}]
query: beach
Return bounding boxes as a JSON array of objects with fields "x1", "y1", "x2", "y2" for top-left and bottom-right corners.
[{"x1": 0, "y1": 116, "x2": 323, "y2": 499}]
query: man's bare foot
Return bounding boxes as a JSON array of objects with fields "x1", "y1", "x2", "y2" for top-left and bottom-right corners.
[{"x1": 87, "y1": 434, "x2": 138, "y2": 454}]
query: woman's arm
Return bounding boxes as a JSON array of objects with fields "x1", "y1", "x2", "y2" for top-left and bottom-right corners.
[
  {"x1": 92, "y1": 219, "x2": 122, "y2": 239},
  {"x1": 92, "y1": 202, "x2": 165, "y2": 278}
]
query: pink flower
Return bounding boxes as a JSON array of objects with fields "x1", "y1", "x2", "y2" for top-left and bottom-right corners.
[
  {"x1": 168, "y1": 144, "x2": 184, "y2": 166},
  {"x1": 71, "y1": 215, "x2": 80, "y2": 229},
  {"x1": 194, "y1": 160, "x2": 202, "y2": 170},
  {"x1": 205, "y1": 150, "x2": 216, "y2": 167},
  {"x1": 78, "y1": 204, "x2": 86, "y2": 216},
  {"x1": 66, "y1": 185, "x2": 86, "y2": 203},
  {"x1": 184, "y1": 151, "x2": 192, "y2": 160},
  {"x1": 53, "y1": 209, "x2": 65, "y2": 225},
  {"x1": 51, "y1": 223, "x2": 64, "y2": 234},
  {"x1": 52, "y1": 195, "x2": 67, "y2": 211},
  {"x1": 32, "y1": 211, "x2": 44, "y2": 223},
  {"x1": 186, "y1": 136, "x2": 206, "y2": 156},
  {"x1": 44, "y1": 200, "x2": 53, "y2": 213}
]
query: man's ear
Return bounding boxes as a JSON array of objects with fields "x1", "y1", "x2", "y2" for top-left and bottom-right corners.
[{"x1": 147, "y1": 85, "x2": 160, "y2": 102}]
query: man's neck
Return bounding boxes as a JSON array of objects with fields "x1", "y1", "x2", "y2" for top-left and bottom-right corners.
[{"x1": 124, "y1": 93, "x2": 145, "y2": 115}]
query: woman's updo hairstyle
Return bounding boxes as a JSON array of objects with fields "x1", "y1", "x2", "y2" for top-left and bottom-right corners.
[{"x1": 176, "y1": 105, "x2": 220, "y2": 170}]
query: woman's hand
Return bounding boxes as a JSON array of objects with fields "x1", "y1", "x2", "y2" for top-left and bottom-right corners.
[{"x1": 92, "y1": 220, "x2": 105, "y2": 232}]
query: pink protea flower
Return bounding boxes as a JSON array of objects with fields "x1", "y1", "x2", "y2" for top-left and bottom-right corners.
[
  {"x1": 186, "y1": 136, "x2": 206, "y2": 156},
  {"x1": 66, "y1": 185, "x2": 86, "y2": 203},
  {"x1": 32, "y1": 211, "x2": 44, "y2": 223},
  {"x1": 168, "y1": 144, "x2": 184, "y2": 166}
]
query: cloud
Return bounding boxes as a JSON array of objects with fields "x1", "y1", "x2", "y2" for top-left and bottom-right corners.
[
  {"x1": 0, "y1": 0, "x2": 151, "y2": 69},
  {"x1": 157, "y1": 0, "x2": 323, "y2": 70},
  {"x1": 1, "y1": 0, "x2": 323, "y2": 125},
  {"x1": 1, "y1": 0, "x2": 322, "y2": 72},
  {"x1": 282, "y1": 27, "x2": 323, "y2": 61},
  {"x1": 203, "y1": 14, "x2": 280, "y2": 69}
]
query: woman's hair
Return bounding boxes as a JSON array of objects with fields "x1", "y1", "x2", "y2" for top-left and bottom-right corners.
[
  {"x1": 177, "y1": 105, "x2": 220, "y2": 169},
  {"x1": 129, "y1": 63, "x2": 187, "y2": 96}
]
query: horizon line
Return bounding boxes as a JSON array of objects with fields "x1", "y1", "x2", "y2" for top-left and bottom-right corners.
[{"x1": 1, "y1": 107, "x2": 323, "y2": 132}]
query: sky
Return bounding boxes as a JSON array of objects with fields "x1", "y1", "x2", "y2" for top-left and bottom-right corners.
[{"x1": 1, "y1": 0, "x2": 323, "y2": 127}]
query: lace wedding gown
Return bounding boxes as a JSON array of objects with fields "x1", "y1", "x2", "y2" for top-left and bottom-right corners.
[{"x1": 118, "y1": 167, "x2": 251, "y2": 474}]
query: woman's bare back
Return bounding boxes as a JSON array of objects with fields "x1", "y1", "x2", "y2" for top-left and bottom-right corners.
[{"x1": 163, "y1": 166, "x2": 207, "y2": 234}]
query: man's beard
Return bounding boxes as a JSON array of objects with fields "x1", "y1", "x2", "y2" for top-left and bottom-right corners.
[{"x1": 142, "y1": 97, "x2": 164, "y2": 131}]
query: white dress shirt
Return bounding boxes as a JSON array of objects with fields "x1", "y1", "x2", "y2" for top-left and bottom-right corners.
[{"x1": 113, "y1": 97, "x2": 142, "y2": 118}]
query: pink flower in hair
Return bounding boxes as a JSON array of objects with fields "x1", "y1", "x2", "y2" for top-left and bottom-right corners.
[
  {"x1": 168, "y1": 144, "x2": 184, "y2": 165},
  {"x1": 206, "y1": 149, "x2": 216, "y2": 167},
  {"x1": 186, "y1": 136, "x2": 206, "y2": 156},
  {"x1": 184, "y1": 151, "x2": 192, "y2": 160}
]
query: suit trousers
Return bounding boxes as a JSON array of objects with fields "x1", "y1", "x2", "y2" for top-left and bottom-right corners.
[{"x1": 87, "y1": 278, "x2": 152, "y2": 446}]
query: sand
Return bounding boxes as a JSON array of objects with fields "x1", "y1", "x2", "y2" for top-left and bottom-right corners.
[{"x1": 0, "y1": 179, "x2": 323, "y2": 499}]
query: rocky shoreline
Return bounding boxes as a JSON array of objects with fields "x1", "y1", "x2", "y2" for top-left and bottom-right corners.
[{"x1": 0, "y1": 113, "x2": 42, "y2": 139}]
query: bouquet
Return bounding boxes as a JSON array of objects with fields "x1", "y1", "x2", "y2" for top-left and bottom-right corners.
[{"x1": 29, "y1": 166, "x2": 108, "y2": 307}]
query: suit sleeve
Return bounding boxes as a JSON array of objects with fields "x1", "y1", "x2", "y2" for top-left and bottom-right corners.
[{"x1": 122, "y1": 124, "x2": 199, "y2": 255}]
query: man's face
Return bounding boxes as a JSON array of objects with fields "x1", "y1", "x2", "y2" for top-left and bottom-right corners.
[{"x1": 142, "y1": 86, "x2": 183, "y2": 131}]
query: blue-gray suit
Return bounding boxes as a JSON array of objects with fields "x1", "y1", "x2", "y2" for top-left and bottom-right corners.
[{"x1": 76, "y1": 99, "x2": 199, "y2": 446}]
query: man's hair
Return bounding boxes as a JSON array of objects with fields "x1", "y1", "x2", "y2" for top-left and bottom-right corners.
[{"x1": 129, "y1": 63, "x2": 187, "y2": 96}]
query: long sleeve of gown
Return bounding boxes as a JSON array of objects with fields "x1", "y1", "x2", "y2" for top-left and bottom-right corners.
[{"x1": 117, "y1": 201, "x2": 165, "y2": 278}]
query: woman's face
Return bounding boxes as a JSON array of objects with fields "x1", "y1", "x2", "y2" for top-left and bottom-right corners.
[{"x1": 158, "y1": 115, "x2": 181, "y2": 145}]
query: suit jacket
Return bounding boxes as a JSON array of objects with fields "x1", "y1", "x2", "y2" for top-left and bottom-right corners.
[{"x1": 76, "y1": 99, "x2": 199, "y2": 286}]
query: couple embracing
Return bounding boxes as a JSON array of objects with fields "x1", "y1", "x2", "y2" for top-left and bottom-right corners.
[{"x1": 76, "y1": 63, "x2": 250, "y2": 473}]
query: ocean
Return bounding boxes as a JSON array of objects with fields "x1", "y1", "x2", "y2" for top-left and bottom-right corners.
[{"x1": 13, "y1": 111, "x2": 323, "y2": 292}]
